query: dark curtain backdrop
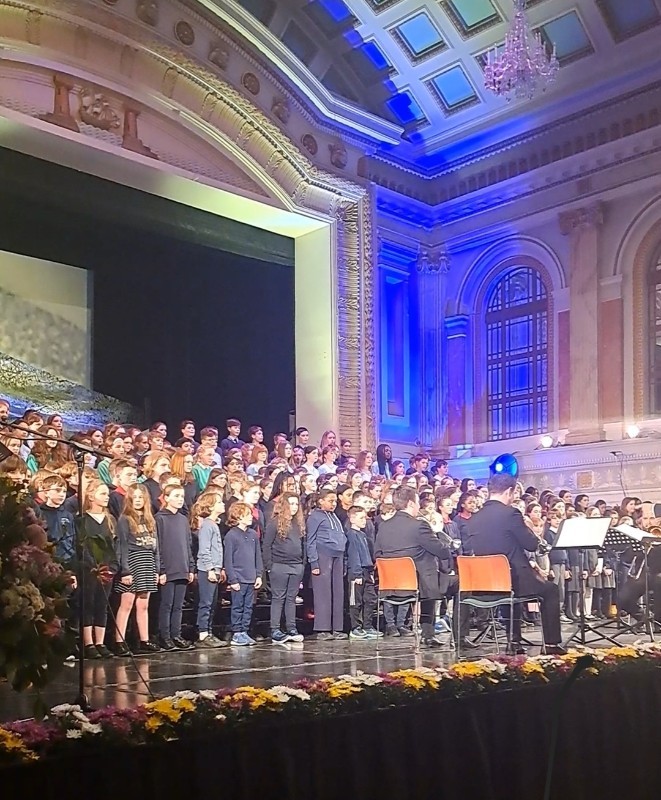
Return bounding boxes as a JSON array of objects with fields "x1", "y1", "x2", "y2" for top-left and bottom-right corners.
[{"x1": 0, "y1": 149, "x2": 295, "y2": 438}]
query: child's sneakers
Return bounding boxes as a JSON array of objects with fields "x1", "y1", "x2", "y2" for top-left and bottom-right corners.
[
  {"x1": 349, "y1": 627, "x2": 368, "y2": 639},
  {"x1": 231, "y1": 632, "x2": 250, "y2": 646},
  {"x1": 271, "y1": 630, "x2": 290, "y2": 645},
  {"x1": 286, "y1": 629, "x2": 304, "y2": 643},
  {"x1": 363, "y1": 627, "x2": 384, "y2": 639}
]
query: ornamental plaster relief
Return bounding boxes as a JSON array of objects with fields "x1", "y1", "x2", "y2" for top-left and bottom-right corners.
[{"x1": 0, "y1": 61, "x2": 268, "y2": 195}]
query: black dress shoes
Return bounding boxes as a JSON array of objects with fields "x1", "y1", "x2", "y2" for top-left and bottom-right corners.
[{"x1": 136, "y1": 640, "x2": 162, "y2": 654}]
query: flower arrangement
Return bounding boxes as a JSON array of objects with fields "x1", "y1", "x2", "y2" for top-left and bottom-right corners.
[
  {"x1": 2, "y1": 642, "x2": 661, "y2": 765},
  {"x1": 0, "y1": 479, "x2": 75, "y2": 700}
]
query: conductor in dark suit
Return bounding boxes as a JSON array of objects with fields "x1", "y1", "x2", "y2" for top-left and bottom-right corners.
[
  {"x1": 375, "y1": 486, "x2": 472, "y2": 648},
  {"x1": 466, "y1": 473, "x2": 565, "y2": 654}
]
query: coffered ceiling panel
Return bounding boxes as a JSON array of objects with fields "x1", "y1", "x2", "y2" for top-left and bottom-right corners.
[{"x1": 227, "y1": 0, "x2": 661, "y2": 170}]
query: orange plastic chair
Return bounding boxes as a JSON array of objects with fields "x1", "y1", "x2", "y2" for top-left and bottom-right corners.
[
  {"x1": 375, "y1": 557, "x2": 420, "y2": 651},
  {"x1": 456, "y1": 555, "x2": 546, "y2": 658},
  {"x1": 457, "y1": 554, "x2": 512, "y2": 594}
]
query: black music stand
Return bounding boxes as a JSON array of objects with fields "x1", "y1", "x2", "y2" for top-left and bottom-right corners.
[
  {"x1": 552, "y1": 516, "x2": 622, "y2": 647},
  {"x1": 607, "y1": 525, "x2": 661, "y2": 643}
]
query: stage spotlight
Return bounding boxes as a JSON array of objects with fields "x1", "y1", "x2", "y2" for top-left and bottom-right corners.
[
  {"x1": 489, "y1": 453, "x2": 519, "y2": 478},
  {"x1": 540, "y1": 435, "x2": 554, "y2": 449},
  {"x1": 626, "y1": 424, "x2": 640, "y2": 439}
]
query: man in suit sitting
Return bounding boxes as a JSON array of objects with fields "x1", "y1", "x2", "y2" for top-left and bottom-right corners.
[
  {"x1": 375, "y1": 485, "x2": 473, "y2": 649},
  {"x1": 466, "y1": 473, "x2": 566, "y2": 655}
]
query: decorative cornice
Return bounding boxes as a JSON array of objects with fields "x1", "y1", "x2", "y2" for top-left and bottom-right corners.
[
  {"x1": 177, "y1": 0, "x2": 401, "y2": 151},
  {"x1": 371, "y1": 78, "x2": 661, "y2": 180},
  {"x1": 559, "y1": 203, "x2": 605, "y2": 235}
]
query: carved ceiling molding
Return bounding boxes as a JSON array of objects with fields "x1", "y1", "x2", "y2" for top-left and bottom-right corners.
[
  {"x1": 175, "y1": 0, "x2": 387, "y2": 155},
  {"x1": 0, "y1": 0, "x2": 377, "y2": 449},
  {"x1": 376, "y1": 123, "x2": 661, "y2": 231},
  {"x1": 367, "y1": 81, "x2": 661, "y2": 206}
]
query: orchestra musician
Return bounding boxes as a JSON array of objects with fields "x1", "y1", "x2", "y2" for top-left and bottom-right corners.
[{"x1": 617, "y1": 505, "x2": 661, "y2": 624}]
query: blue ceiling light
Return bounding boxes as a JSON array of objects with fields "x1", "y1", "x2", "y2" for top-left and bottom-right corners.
[
  {"x1": 490, "y1": 453, "x2": 519, "y2": 478},
  {"x1": 386, "y1": 91, "x2": 425, "y2": 125},
  {"x1": 361, "y1": 40, "x2": 390, "y2": 71},
  {"x1": 317, "y1": 0, "x2": 352, "y2": 23}
]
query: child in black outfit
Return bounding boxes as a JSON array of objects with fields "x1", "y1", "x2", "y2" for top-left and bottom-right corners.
[
  {"x1": 224, "y1": 501, "x2": 263, "y2": 647},
  {"x1": 346, "y1": 506, "x2": 381, "y2": 640},
  {"x1": 156, "y1": 484, "x2": 194, "y2": 651}
]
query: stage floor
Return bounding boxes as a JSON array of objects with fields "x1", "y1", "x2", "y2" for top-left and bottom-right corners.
[{"x1": 1, "y1": 619, "x2": 646, "y2": 723}]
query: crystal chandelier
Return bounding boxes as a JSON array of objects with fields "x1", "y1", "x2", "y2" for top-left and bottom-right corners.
[{"x1": 484, "y1": 0, "x2": 559, "y2": 101}]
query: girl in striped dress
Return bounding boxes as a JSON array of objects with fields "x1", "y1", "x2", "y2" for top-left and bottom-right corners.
[{"x1": 113, "y1": 483, "x2": 161, "y2": 655}]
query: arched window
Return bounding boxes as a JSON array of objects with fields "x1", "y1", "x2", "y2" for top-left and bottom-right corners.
[
  {"x1": 485, "y1": 267, "x2": 548, "y2": 441},
  {"x1": 648, "y1": 251, "x2": 661, "y2": 413}
]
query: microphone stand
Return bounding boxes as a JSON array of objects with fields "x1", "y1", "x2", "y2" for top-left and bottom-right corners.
[{"x1": 4, "y1": 421, "x2": 110, "y2": 709}]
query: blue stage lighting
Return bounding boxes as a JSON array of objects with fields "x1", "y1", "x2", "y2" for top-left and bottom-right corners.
[{"x1": 490, "y1": 453, "x2": 518, "y2": 478}]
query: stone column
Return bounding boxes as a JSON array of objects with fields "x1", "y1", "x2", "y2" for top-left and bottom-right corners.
[
  {"x1": 39, "y1": 73, "x2": 79, "y2": 132},
  {"x1": 559, "y1": 203, "x2": 604, "y2": 444},
  {"x1": 598, "y1": 276, "x2": 624, "y2": 424},
  {"x1": 416, "y1": 245, "x2": 450, "y2": 456},
  {"x1": 122, "y1": 107, "x2": 158, "y2": 158},
  {"x1": 445, "y1": 315, "x2": 469, "y2": 446}
]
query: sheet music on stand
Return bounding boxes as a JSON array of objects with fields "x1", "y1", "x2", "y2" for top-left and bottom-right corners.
[
  {"x1": 552, "y1": 517, "x2": 619, "y2": 648},
  {"x1": 607, "y1": 525, "x2": 645, "y2": 551},
  {"x1": 552, "y1": 516, "x2": 610, "y2": 550}
]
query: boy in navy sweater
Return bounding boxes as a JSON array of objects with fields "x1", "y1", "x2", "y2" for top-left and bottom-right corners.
[
  {"x1": 224, "y1": 501, "x2": 263, "y2": 646},
  {"x1": 40, "y1": 475, "x2": 76, "y2": 563},
  {"x1": 220, "y1": 418, "x2": 245, "y2": 459},
  {"x1": 346, "y1": 506, "x2": 381, "y2": 640}
]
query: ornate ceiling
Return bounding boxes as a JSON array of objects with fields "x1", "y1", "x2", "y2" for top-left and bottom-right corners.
[{"x1": 221, "y1": 0, "x2": 661, "y2": 170}]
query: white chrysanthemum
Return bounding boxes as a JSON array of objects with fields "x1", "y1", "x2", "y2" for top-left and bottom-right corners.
[
  {"x1": 198, "y1": 690, "x2": 217, "y2": 701},
  {"x1": 268, "y1": 686, "x2": 311, "y2": 701},
  {"x1": 214, "y1": 714, "x2": 227, "y2": 721},
  {"x1": 80, "y1": 722, "x2": 102, "y2": 735},
  {"x1": 72, "y1": 711, "x2": 90, "y2": 723},
  {"x1": 472, "y1": 659, "x2": 506, "y2": 675},
  {"x1": 51, "y1": 704, "x2": 82, "y2": 716},
  {"x1": 66, "y1": 729, "x2": 83, "y2": 738},
  {"x1": 337, "y1": 672, "x2": 384, "y2": 687},
  {"x1": 173, "y1": 691, "x2": 199, "y2": 701}
]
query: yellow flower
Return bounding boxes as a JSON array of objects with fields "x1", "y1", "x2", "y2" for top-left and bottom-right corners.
[
  {"x1": 450, "y1": 662, "x2": 488, "y2": 678},
  {"x1": 520, "y1": 661, "x2": 548, "y2": 681},
  {"x1": 144, "y1": 699, "x2": 183, "y2": 723},
  {"x1": 223, "y1": 687, "x2": 282, "y2": 709},
  {"x1": 145, "y1": 716, "x2": 164, "y2": 732},
  {"x1": 173, "y1": 698, "x2": 195, "y2": 713},
  {"x1": 0, "y1": 729, "x2": 38, "y2": 762},
  {"x1": 325, "y1": 681, "x2": 363, "y2": 699},
  {"x1": 389, "y1": 669, "x2": 440, "y2": 690},
  {"x1": 602, "y1": 646, "x2": 638, "y2": 659}
]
